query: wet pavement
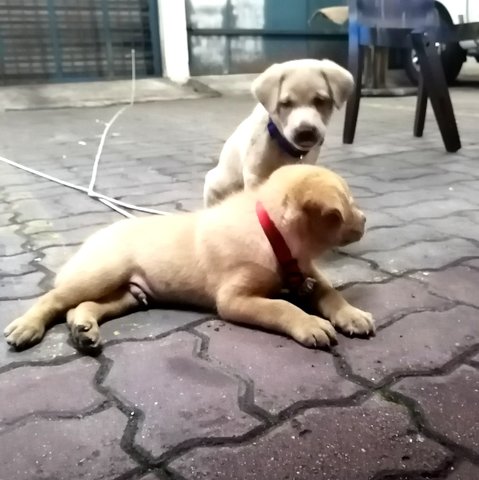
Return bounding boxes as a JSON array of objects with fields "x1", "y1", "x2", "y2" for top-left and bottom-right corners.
[{"x1": 1, "y1": 88, "x2": 479, "y2": 479}]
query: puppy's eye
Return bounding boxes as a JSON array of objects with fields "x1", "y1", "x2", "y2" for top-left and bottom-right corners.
[
  {"x1": 313, "y1": 95, "x2": 326, "y2": 109},
  {"x1": 279, "y1": 99, "x2": 293, "y2": 109}
]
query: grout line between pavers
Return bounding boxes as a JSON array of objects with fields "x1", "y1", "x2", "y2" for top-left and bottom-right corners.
[
  {"x1": 381, "y1": 386, "x2": 479, "y2": 466},
  {"x1": 188, "y1": 326, "x2": 274, "y2": 426},
  {"x1": 369, "y1": 456, "x2": 456, "y2": 480},
  {"x1": 0, "y1": 400, "x2": 112, "y2": 436}
]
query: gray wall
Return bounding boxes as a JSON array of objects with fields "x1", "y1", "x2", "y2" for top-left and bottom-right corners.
[{"x1": 186, "y1": 0, "x2": 348, "y2": 75}]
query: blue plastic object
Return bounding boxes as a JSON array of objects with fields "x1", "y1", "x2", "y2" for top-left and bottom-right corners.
[
  {"x1": 348, "y1": 0, "x2": 442, "y2": 48},
  {"x1": 352, "y1": 0, "x2": 437, "y2": 29}
]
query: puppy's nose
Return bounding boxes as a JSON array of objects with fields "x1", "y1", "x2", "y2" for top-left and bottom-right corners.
[{"x1": 293, "y1": 126, "x2": 319, "y2": 145}]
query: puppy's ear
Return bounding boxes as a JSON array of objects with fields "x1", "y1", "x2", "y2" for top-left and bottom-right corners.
[
  {"x1": 302, "y1": 188, "x2": 345, "y2": 229},
  {"x1": 318, "y1": 59, "x2": 354, "y2": 109},
  {"x1": 320, "y1": 205, "x2": 344, "y2": 230},
  {"x1": 251, "y1": 63, "x2": 284, "y2": 113}
]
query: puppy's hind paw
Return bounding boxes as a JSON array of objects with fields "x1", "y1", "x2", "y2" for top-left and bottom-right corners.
[{"x1": 69, "y1": 318, "x2": 102, "y2": 351}]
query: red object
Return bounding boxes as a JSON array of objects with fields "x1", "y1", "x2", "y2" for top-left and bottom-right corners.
[{"x1": 256, "y1": 201, "x2": 305, "y2": 289}]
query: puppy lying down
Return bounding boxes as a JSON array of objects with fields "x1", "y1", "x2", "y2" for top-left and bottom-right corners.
[{"x1": 4, "y1": 164, "x2": 374, "y2": 351}]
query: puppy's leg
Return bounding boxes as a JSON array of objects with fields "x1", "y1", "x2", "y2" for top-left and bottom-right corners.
[
  {"x1": 67, "y1": 288, "x2": 140, "y2": 349},
  {"x1": 242, "y1": 167, "x2": 263, "y2": 190},
  {"x1": 310, "y1": 267, "x2": 375, "y2": 336},
  {"x1": 203, "y1": 169, "x2": 214, "y2": 207},
  {"x1": 203, "y1": 167, "x2": 225, "y2": 208},
  {"x1": 217, "y1": 293, "x2": 337, "y2": 348},
  {"x1": 204, "y1": 166, "x2": 242, "y2": 207},
  {"x1": 4, "y1": 265, "x2": 129, "y2": 349}
]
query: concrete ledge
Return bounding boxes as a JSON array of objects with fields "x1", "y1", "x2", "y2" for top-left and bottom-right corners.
[
  {"x1": 191, "y1": 74, "x2": 257, "y2": 96},
  {"x1": 0, "y1": 77, "x2": 217, "y2": 111},
  {"x1": 0, "y1": 73, "x2": 260, "y2": 111}
]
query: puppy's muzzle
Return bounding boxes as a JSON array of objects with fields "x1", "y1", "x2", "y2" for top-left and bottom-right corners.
[
  {"x1": 340, "y1": 213, "x2": 366, "y2": 246},
  {"x1": 293, "y1": 126, "x2": 321, "y2": 148}
]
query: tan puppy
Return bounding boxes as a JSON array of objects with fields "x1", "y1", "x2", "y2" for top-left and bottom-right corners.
[
  {"x1": 4, "y1": 165, "x2": 374, "y2": 351},
  {"x1": 203, "y1": 59, "x2": 354, "y2": 207}
]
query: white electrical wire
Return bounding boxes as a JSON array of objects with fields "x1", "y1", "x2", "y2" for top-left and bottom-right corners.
[
  {"x1": 87, "y1": 104, "x2": 130, "y2": 196},
  {"x1": 0, "y1": 48, "x2": 171, "y2": 218}
]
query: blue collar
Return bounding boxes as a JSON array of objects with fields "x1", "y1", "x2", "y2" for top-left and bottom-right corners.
[{"x1": 267, "y1": 119, "x2": 309, "y2": 159}]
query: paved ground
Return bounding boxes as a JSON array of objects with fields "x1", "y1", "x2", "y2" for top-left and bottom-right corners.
[{"x1": 1, "y1": 84, "x2": 479, "y2": 480}]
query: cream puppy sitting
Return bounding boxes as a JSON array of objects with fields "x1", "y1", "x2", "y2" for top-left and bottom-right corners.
[
  {"x1": 203, "y1": 59, "x2": 354, "y2": 207},
  {"x1": 5, "y1": 165, "x2": 374, "y2": 351}
]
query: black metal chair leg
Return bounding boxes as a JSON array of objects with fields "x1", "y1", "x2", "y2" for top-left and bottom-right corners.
[
  {"x1": 413, "y1": 74, "x2": 427, "y2": 137},
  {"x1": 411, "y1": 31, "x2": 461, "y2": 152},
  {"x1": 343, "y1": 26, "x2": 364, "y2": 144}
]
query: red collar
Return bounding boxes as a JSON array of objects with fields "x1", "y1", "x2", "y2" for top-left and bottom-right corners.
[{"x1": 256, "y1": 201, "x2": 305, "y2": 290}]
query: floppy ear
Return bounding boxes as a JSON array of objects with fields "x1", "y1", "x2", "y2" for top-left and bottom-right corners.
[
  {"x1": 302, "y1": 187, "x2": 345, "y2": 229},
  {"x1": 318, "y1": 59, "x2": 354, "y2": 109},
  {"x1": 251, "y1": 63, "x2": 284, "y2": 113},
  {"x1": 320, "y1": 205, "x2": 345, "y2": 230}
]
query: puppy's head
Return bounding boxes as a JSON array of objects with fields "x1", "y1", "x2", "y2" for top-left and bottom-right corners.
[
  {"x1": 252, "y1": 59, "x2": 354, "y2": 151},
  {"x1": 265, "y1": 165, "x2": 365, "y2": 253}
]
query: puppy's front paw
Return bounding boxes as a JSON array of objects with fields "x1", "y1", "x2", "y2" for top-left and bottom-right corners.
[
  {"x1": 291, "y1": 315, "x2": 337, "y2": 348},
  {"x1": 4, "y1": 317, "x2": 45, "y2": 348},
  {"x1": 331, "y1": 305, "x2": 375, "y2": 337}
]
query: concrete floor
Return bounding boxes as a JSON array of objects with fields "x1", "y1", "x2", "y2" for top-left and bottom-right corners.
[{"x1": 1, "y1": 82, "x2": 479, "y2": 479}]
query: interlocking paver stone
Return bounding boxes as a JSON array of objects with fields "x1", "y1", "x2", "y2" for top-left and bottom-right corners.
[
  {"x1": 410, "y1": 266, "x2": 479, "y2": 307},
  {"x1": 100, "y1": 309, "x2": 209, "y2": 343},
  {"x1": 0, "y1": 225, "x2": 25, "y2": 256},
  {"x1": 118, "y1": 189, "x2": 199, "y2": 207},
  {"x1": 345, "y1": 176, "x2": 410, "y2": 195},
  {"x1": 358, "y1": 188, "x2": 448, "y2": 210},
  {"x1": 0, "y1": 408, "x2": 136, "y2": 480},
  {"x1": 5, "y1": 184, "x2": 68, "y2": 202},
  {"x1": 383, "y1": 198, "x2": 477, "y2": 222},
  {"x1": 446, "y1": 185, "x2": 479, "y2": 207},
  {"x1": 463, "y1": 258, "x2": 479, "y2": 270},
  {"x1": 0, "y1": 201, "x2": 11, "y2": 216},
  {"x1": 337, "y1": 306, "x2": 479, "y2": 384},
  {"x1": 170, "y1": 396, "x2": 450, "y2": 480},
  {"x1": 28, "y1": 224, "x2": 103, "y2": 250},
  {"x1": 315, "y1": 251, "x2": 389, "y2": 286},
  {"x1": 138, "y1": 473, "x2": 164, "y2": 480},
  {"x1": 40, "y1": 244, "x2": 78, "y2": 273},
  {"x1": 197, "y1": 321, "x2": 361, "y2": 414},
  {"x1": 447, "y1": 462, "x2": 479, "y2": 479},
  {"x1": 15, "y1": 194, "x2": 107, "y2": 223},
  {"x1": 23, "y1": 212, "x2": 118, "y2": 235},
  {"x1": 0, "y1": 212, "x2": 14, "y2": 227},
  {"x1": 0, "y1": 357, "x2": 103, "y2": 428},
  {"x1": 344, "y1": 223, "x2": 448, "y2": 256},
  {"x1": 393, "y1": 366, "x2": 479, "y2": 452},
  {"x1": 103, "y1": 332, "x2": 260, "y2": 457},
  {"x1": 0, "y1": 271, "x2": 45, "y2": 299},
  {"x1": 1, "y1": 251, "x2": 39, "y2": 276},
  {"x1": 378, "y1": 171, "x2": 472, "y2": 190},
  {"x1": 360, "y1": 208, "x2": 405, "y2": 229},
  {"x1": 417, "y1": 214, "x2": 479, "y2": 240},
  {"x1": 2, "y1": 88, "x2": 479, "y2": 478},
  {"x1": 340, "y1": 277, "x2": 451, "y2": 327},
  {"x1": 361, "y1": 238, "x2": 478, "y2": 274}
]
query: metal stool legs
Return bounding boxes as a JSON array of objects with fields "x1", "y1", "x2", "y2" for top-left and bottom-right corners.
[
  {"x1": 411, "y1": 31, "x2": 461, "y2": 152},
  {"x1": 343, "y1": 25, "x2": 365, "y2": 144}
]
